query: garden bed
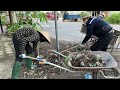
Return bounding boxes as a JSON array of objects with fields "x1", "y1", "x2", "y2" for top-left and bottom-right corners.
[{"x1": 18, "y1": 37, "x2": 118, "y2": 79}]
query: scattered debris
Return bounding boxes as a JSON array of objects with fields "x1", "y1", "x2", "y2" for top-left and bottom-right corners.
[
  {"x1": 70, "y1": 51, "x2": 106, "y2": 67},
  {"x1": 18, "y1": 38, "x2": 115, "y2": 79}
]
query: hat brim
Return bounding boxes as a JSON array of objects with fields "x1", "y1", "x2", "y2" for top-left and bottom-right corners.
[{"x1": 37, "y1": 30, "x2": 50, "y2": 43}]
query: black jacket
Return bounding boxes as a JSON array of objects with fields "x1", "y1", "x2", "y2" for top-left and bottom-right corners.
[
  {"x1": 13, "y1": 28, "x2": 40, "y2": 54},
  {"x1": 82, "y1": 17, "x2": 112, "y2": 44}
]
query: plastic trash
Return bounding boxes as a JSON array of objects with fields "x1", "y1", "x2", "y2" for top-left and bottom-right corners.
[{"x1": 85, "y1": 73, "x2": 92, "y2": 79}]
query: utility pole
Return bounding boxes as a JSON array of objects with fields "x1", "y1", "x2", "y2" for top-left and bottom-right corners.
[{"x1": 54, "y1": 11, "x2": 60, "y2": 60}]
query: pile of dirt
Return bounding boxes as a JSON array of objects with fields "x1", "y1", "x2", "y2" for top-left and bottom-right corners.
[{"x1": 69, "y1": 51, "x2": 106, "y2": 67}]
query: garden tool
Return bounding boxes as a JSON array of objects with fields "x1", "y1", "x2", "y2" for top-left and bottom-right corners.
[
  {"x1": 25, "y1": 45, "x2": 42, "y2": 69},
  {"x1": 25, "y1": 42, "x2": 42, "y2": 70},
  {"x1": 39, "y1": 60, "x2": 73, "y2": 72},
  {"x1": 11, "y1": 61, "x2": 22, "y2": 79},
  {"x1": 37, "y1": 45, "x2": 40, "y2": 56},
  {"x1": 25, "y1": 56, "x2": 73, "y2": 72},
  {"x1": 25, "y1": 49, "x2": 74, "y2": 72}
]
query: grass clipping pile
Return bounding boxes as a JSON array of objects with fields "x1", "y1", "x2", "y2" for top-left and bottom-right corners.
[{"x1": 70, "y1": 51, "x2": 106, "y2": 67}]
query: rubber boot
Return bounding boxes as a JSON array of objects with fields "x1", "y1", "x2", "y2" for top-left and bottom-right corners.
[
  {"x1": 24, "y1": 58, "x2": 33, "y2": 70},
  {"x1": 11, "y1": 61, "x2": 22, "y2": 79}
]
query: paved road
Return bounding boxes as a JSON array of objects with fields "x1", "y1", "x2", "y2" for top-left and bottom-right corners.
[
  {"x1": 1, "y1": 19, "x2": 120, "y2": 44},
  {"x1": 40, "y1": 20, "x2": 120, "y2": 48},
  {"x1": 40, "y1": 20, "x2": 85, "y2": 43},
  {"x1": 1, "y1": 19, "x2": 120, "y2": 48},
  {"x1": 0, "y1": 35, "x2": 14, "y2": 79}
]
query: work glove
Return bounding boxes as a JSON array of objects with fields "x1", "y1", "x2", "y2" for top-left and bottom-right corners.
[
  {"x1": 36, "y1": 56, "x2": 42, "y2": 61},
  {"x1": 79, "y1": 43, "x2": 86, "y2": 51},
  {"x1": 80, "y1": 43, "x2": 86, "y2": 48},
  {"x1": 19, "y1": 54, "x2": 27, "y2": 58}
]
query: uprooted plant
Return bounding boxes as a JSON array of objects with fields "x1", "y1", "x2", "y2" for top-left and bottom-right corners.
[{"x1": 70, "y1": 51, "x2": 106, "y2": 67}]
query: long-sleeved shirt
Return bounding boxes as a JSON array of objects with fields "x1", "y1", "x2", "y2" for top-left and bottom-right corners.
[
  {"x1": 14, "y1": 28, "x2": 40, "y2": 54},
  {"x1": 82, "y1": 17, "x2": 112, "y2": 44}
]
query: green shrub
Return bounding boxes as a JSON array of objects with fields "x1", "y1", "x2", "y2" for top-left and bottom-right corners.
[
  {"x1": 105, "y1": 13, "x2": 120, "y2": 24},
  {"x1": 7, "y1": 23, "x2": 20, "y2": 33},
  {"x1": 1, "y1": 16, "x2": 6, "y2": 25},
  {"x1": 7, "y1": 11, "x2": 47, "y2": 34},
  {"x1": 7, "y1": 23, "x2": 35, "y2": 34},
  {"x1": 0, "y1": 11, "x2": 6, "y2": 25}
]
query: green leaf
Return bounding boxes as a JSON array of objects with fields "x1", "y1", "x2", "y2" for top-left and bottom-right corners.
[
  {"x1": 7, "y1": 11, "x2": 48, "y2": 33},
  {"x1": 32, "y1": 23, "x2": 36, "y2": 28},
  {"x1": 105, "y1": 13, "x2": 120, "y2": 25}
]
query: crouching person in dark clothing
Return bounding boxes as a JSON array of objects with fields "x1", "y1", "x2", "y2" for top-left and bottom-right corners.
[
  {"x1": 80, "y1": 12, "x2": 113, "y2": 51},
  {"x1": 11, "y1": 28, "x2": 50, "y2": 79}
]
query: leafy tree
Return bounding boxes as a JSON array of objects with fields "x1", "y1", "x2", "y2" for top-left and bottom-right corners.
[{"x1": 7, "y1": 11, "x2": 48, "y2": 34}]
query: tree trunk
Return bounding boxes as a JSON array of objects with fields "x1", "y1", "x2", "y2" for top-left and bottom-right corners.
[
  {"x1": 8, "y1": 11, "x2": 17, "y2": 24},
  {"x1": 5, "y1": 11, "x2": 10, "y2": 25},
  {"x1": 8, "y1": 11, "x2": 12, "y2": 24},
  {"x1": 12, "y1": 11, "x2": 17, "y2": 23},
  {"x1": 0, "y1": 16, "x2": 4, "y2": 33}
]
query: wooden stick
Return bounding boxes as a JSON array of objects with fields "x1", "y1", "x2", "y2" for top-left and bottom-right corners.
[
  {"x1": 37, "y1": 45, "x2": 40, "y2": 56},
  {"x1": 26, "y1": 56, "x2": 46, "y2": 61},
  {"x1": 26, "y1": 56, "x2": 37, "y2": 60},
  {"x1": 37, "y1": 41, "x2": 42, "y2": 56},
  {"x1": 39, "y1": 62, "x2": 45, "y2": 64},
  {"x1": 61, "y1": 44, "x2": 80, "y2": 53},
  {"x1": 26, "y1": 56, "x2": 46, "y2": 64},
  {"x1": 26, "y1": 55, "x2": 73, "y2": 72}
]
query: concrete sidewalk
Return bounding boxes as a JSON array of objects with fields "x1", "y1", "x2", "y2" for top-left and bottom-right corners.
[{"x1": 0, "y1": 35, "x2": 15, "y2": 79}]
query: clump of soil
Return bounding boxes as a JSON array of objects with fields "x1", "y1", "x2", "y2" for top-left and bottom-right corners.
[{"x1": 70, "y1": 51, "x2": 106, "y2": 67}]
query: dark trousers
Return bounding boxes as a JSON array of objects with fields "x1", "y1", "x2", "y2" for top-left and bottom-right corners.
[
  {"x1": 90, "y1": 32, "x2": 113, "y2": 51},
  {"x1": 12, "y1": 35, "x2": 33, "y2": 62}
]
